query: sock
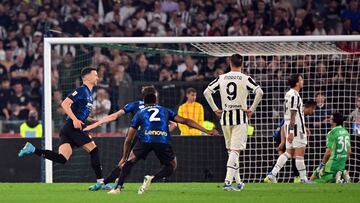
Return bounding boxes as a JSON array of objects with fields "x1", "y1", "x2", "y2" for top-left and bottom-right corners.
[
  {"x1": 228, "y1": 150, "x2": 241, "y2": 184},
  {"x1": 292, "y1": 158, "x2": 300, "y2": 177},
  {"x1": 90, "y1": 147, "x2": 103, "y2": 179},
  {"x1": 224, "y1": 151, "x2": 239, "y2": 185},
  {"x1": 295, "y1": 156, "x2": 307, "y2": 181},
  {"x1": 104, "y1": 166, "x2": 121, "y2": 184},
  {"x1": 115, "y1": 161, "x2": 134, "y2": 189},
  {"x1": 153, "y1": 165, "x2": 174, "y2": 182},
  {"x1": 34, "y1": 149, "x2": 67, "y2": 164},
  {"x1": 271, "y1": 152, "x2": 291, "y2": 176}
]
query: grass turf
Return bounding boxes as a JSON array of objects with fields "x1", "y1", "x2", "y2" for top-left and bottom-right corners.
[{"x1": 0, "y1": 183, "x2": 359, "y2": 203}]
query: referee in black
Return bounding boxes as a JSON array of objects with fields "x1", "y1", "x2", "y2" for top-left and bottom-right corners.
[{"x1": 19, "y1": 67, "x2": 104, "y2": 189}]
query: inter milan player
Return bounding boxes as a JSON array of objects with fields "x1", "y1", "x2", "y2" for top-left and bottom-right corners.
[
  {"x1": 108, "y1": 86, "x2": 219, "y2": 194},
  {"x1": 19, "y1": 67, "x2": 104, "y2": 186}
]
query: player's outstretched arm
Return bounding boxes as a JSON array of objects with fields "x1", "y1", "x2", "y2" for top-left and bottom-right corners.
[
  {"x1": 83, "y1": 109, "x2": 125, "y2": 131},
  {"x1": 61, "y1": 97, "x2": 83, "y2": 129},
  {"x1": 174, "y1": 115, "x2": 219, "y2": 136}
]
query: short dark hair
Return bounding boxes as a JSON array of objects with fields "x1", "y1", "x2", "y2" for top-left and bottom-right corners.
[
  {"x1": 304, "y1": 100, "x2": 317, "y2": 108},
  {"x1": 230, "y1": 54, "x2": 243, "y2": 67},
  {"x1": 142, "y1": 86, "x2": 157, "y2": 104},
  {"x1": 81, "y1": 67, "x2": 97, "y2": 78},
  {"x1": 332, "y1": 112, "x2": 344, "y2": 126},
  {"x1": 186, "y1": 87, "x2": 197, "y2": 94},
  {"x1": 288, "y1": 74, "x2": 302, "y2": 88}
]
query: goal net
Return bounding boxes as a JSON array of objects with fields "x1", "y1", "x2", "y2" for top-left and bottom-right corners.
[{"x1": 44, "y1": 36, "x2": 360, "y2": 183}]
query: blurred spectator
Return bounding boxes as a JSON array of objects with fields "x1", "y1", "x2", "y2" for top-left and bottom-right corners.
[
  {"x1": 91, "y1": 88, "x2": 111, "y2": 133},
  {"x1": 9, "y1": 83, "x2": 29, "y2": 120},
  {"x1": 0, "y1": 77, "x2": 11, "y2": 120},
  {"x1": 341, "y1": 0, "x2": 360, "y2": 31},
  {"x1": 129, "y1": 53, "x2": 157, "y2": 81},
  {"x1": 161, "y1": 0, "x2": 179, "y2": 13},
  {"x1": 309, "y1": 92, "x2": 331, "y2": 134},
  {"x1": 147, "y1": 1, "x2": 167, "y2": 24},
  {"x1": 349, "y1": 95, "x2": 360, "y2": 135},
  {"x1": 177, "y1": 88, "x2": 204, "y2": 136},
  {"x1": 177, "y1": 56, "x2": 199, "y2": 79},
  {"x1": 160, "y1": 54, "x2": 178, "y2": 80},
  {"x1": 20, "y1": 110, "x2": 42, "y2": 138},
  {"x1": 52, "y1": 89, "x2": 65, "y2": 130},
  {"x1": 9, "y1": 53, "x2": 30, "y2": 86}
]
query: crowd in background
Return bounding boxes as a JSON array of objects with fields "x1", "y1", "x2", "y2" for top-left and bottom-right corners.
[{"x1": 0, "y1": 0, "x2": 359, "y2": 134}]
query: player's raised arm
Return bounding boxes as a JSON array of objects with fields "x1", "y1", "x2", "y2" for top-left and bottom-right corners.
[
  {"x1": 174, "y1": 115, "x2": 219, "y2": 136},
  {"x1": 83, "y1": 109, "x2": 125, "y2": 131}
]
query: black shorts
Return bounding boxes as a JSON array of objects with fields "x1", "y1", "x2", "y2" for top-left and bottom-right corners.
[
  {"x1": 132, "y1": 142, "x2": 175, "y2": 165},
  {"x1": 274, "y1": 136, "x2": 286, "y2": 152},
  {"x1": 59, "y1": 121, "x2": 93, "y2": 148}
]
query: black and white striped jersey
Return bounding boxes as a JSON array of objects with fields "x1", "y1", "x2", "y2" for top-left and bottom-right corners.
[
  {"x1": 206, "y1": 71, "x2": 260, "y2": 126},
  {"x1": 284, "y1": 89, "x2": 306, "y2": 134}
]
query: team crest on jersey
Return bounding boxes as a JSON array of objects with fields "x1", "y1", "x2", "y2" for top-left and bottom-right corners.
[{"x1": 72, "y1": 91, "x2": 78, "y2": 96}]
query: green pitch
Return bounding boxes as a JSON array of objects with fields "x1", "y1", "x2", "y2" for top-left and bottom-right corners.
[{"x1": 1, "y1": 183, "x2": 359, "y2": 203}]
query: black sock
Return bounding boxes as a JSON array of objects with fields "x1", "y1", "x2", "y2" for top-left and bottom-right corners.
[
  {"x1": 104, "y1": 166, "x2": 121, "y2": 184},
  {"x1": 90, "y1": 147, "x2": 103, "y2": 179},
  {"x1": 292, "y1": 158, "x2": 299, "y2": 177},
  {"x1": 153, "y1": 165, "x2": 174, "y2": 182},
  {"x1": 115, "y1": 161, "x2": 134, "y2": 189},
  {"x1": 34, "y1": 149, "x2": 67, "y2": 164}
]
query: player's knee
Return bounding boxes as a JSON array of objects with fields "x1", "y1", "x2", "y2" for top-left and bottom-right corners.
[{"x1": 284, "y1": 152, "x2": 292, "y2": 159}]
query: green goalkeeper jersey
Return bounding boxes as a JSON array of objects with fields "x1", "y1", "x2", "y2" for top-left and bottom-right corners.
[{"x1": 324, "y1": 125, "x2": 350, "y2": 173}]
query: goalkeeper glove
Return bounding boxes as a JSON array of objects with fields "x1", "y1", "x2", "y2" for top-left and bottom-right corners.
[{"x1": 315, "y1": 162, "x2": 325, "y2": 177}]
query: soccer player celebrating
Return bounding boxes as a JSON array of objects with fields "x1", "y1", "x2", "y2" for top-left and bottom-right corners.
[
  {"x1": 18, "y1": 67, "x2": 104, "y2": 186},
  {"x1": 310, "y1": 112, "x2": 352, "y2": 183},
  {"x1": 85, "y1": 86, "x2": 177, "y2": 190},
  {"x1": 203, "y1": 54, "x2": 264, "y2": 191},
  {"x1": 265, "y1": 74, "x2": 309, "y2": 183},
  {"x1": 273, "y1": 100, "x2": 316, "y2": 183},
  {"x1": 107, "y1": 86, "x2": 219, "y2": 195}
]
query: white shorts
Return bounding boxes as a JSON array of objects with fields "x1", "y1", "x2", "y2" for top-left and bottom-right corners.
[
  {"x1": 221, "y1": 124, "x2": 247, "y2": 150},
  {"x1": 284, "y1": 124, "x2": 307, "y2": 149}
]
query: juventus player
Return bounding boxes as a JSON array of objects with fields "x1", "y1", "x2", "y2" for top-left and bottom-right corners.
[
  {"x1": 203, "y1": 54, "x2": 264, "y2": 191},
  {"x1": 265, "y1": 74, "x2": 309, "y2": 183}
]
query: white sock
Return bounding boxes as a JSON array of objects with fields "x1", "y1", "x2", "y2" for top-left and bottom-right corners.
[
  {"x1": 295, "y1": 156, "x2": 307, "y2": 181},
  {"x1": 227, "y1": 150, "x2": 241, "y2": 184},
  {"x1": 225, "y1": 151, "x2": 239, "y2": 185},
  {"x1": 271, "y1": 152, "x2": 291, "y2": 176},
  {"x1": 97, "y1": 178, "x2": 104, "y2": 183}
]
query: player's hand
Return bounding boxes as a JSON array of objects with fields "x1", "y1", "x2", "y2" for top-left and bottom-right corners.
[
  {"x1": 207, "y1": 129, "x2": 219, "y2": 136},
  {"x1": 83, "y1": 123, "x2": 96, "y2": 131},
  {"x1": 315, "y1": 162, "x2": 325, "y2": 176},
  {"x1": 119, "y1": 158, "x2": 126, "y2": 168},
  {"x1": 73, "y1": 119, "x2": 84, "y2": 130},
  {"x1": 214, "y1": 109, "x2": 223, "y2": 119},
  {"x1": 287, "y1": 133, "x2": 294, "y2": 143},
  {"x1": 242, "y1": 109, "x2": 253, "y2": 118},
  {"x1": 306, "y1": 128, "x2": 312, "y2": 135}
]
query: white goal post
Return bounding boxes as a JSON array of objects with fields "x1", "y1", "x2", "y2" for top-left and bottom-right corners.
[{"x1": 44, "y1": 35, "x2": 360, "y2": 183}]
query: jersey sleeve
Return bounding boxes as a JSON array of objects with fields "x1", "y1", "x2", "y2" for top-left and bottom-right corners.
[
  {"x1": 67, "y1": 87, "x2": 84, "y2": 102},
  {"x1": 130, "y1": 112, "x2": 141, "y2": 129},
  {"x1": 168, "y1": 108, "x2": 177, "y2": 121},
  {"x1": 287, "y1": 92, "x2": 299, "y2": 111},
  {"x1": 246, "y1": 76, "x2": 260, "y2": 93},
  {"x1": 206, "y1": 77, "x2": 220, "y2": 93},
  {"x1": 123, "y1": 102, "x2": 135, "y2": 114}
]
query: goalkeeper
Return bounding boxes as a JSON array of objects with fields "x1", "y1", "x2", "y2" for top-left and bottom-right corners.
[{"x1": 310, "y1": 112, "x2": 352, "y2": 183}]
